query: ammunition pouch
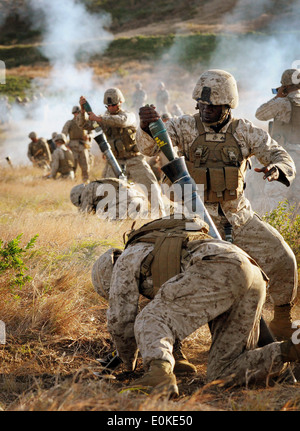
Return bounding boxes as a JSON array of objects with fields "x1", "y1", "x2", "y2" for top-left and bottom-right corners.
[{"x1": 105, "y1": 126, "x2": 139, "y2": 160}]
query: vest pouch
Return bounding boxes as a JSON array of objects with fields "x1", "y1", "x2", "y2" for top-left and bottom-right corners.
[
  {"x1": 114, "y1": 139, "x2": 126, "y2": 159},
  {"x1": 185, "y1": 161, "x2": 207, "y2": 192},
  {"x1": 221, "y1": 146, "x2": 240, "y2": 166},
  {"x1": 193, "y1": 145, "x2": 209, "y2": 167},
  {"x1": 207, "y1": 168, "x2": 225, "y2": 203},
  {"x1": 223, "y1": 166, "x2": 239, "y2": 201}
]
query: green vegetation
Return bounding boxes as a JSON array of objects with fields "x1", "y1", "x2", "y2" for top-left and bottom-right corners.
[
  {"x1": 0, "y1": 233, "x2": 38, "y2": 289},
  {"x1": 0, "y1": 74, "x2": 32, "y2": 100},
  {"x1": 263, "y1": 200, "x2": 300, "y2": 266}
]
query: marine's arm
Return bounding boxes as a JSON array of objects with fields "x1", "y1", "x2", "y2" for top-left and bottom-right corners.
[
  {"x1": 255, "y1": 97, "x2": 291, "y2": 122},
  {"x1": 235, "y1": 119, "x2": 295, "y2": 186}
]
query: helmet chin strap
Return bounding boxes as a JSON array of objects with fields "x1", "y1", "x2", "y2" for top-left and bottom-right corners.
[{"x1": 201, "y1": 105, "x2": 231, "y2": 127}]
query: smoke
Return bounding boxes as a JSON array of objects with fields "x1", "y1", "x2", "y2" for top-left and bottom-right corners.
[
  {"x1": 1, "y1": 0, "x2": 113, "y2": 164},
  {"x1": 206, "y1": 0, "x2": 300, "y2": 213}
]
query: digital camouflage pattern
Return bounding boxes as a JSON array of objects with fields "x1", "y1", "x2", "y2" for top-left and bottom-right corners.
[
  {"x1": 49, "y1": 145, "x2": 74, "y2": 179},
  {"x1": 77, "y1": 178, "x2": 148, "y2": 219},
  {"x1": 106, "y1": 238, "x2": 287, "y2": 385},
  {"x1": 255, "y1": 89, "x2": 300, "y2": 210},
  {"x1": 135, "y1": 116, "x2": 298, "y2": 307},
  {"x1": 77, "y1": 109, "x2": 165, "y2": 212}
]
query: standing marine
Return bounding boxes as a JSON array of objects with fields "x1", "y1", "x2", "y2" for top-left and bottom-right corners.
[
  {"x1": 62, "y1": 105, "x2": 91, "y2": 183},
  {"x1": 137, "y1": 69, "x2": 298, "y2": 341},
  {"x1": 255, "y1": 68, "x2": 300, "y2": 212}
]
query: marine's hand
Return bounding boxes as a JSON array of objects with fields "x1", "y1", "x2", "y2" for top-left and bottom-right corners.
[
  {"x1": 139, "y1": 104, "x2": 160, "y2": 130},
  {"x1": 254, "y1": 165, "x2": 279, "y2": 181},
  {"x1": 79, "y1": 96, "x2": 87, "y2": 111},
  {"x1": 88, "y1": 112, "x2": 101, "y2": 122},
  {"x1": 275, "y1": 86, "x2": 287, "y2": 98}
]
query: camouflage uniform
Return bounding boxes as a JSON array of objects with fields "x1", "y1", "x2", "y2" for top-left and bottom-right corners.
[
  {"x1": 70, "y1": 178, "x2": 147, "y2": 219},
  {"x1": 62, "y1": 109, "x2": 90, "y2": 182},
  {"x1": 156, "y1": 82, "x2": 170, "y2": 115},
  {"x1": 104, "y1": 229, "x2": 288, "y2": 385},
  {"x1": 136, "y1": 74, "x2": 298, "y2": 309},
  {"x1": 48, "y1": 134, "x2": 75, "y2": 180},
  {"x1": 27, "y1": 132, "x2": 51, "y2": 171},
  {"x1": 77, "y1": 102, "x2": 165, "y2": 213},
  {"x1": 256, "y1": 84, "x2": 300, "y2": 211},
  {"x1": 132, "y1": 82, "x2": 147, "y2": 114}
]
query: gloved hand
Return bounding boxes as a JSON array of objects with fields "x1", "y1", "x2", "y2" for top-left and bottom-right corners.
[
  {"x1": 254, "y1": 165, "x2": 279, "y2": 182},
  {"x1": 139, "y1": 104, "x2": 160, "y2": 132}
]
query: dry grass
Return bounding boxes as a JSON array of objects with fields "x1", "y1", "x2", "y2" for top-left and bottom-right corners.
[{"x1": 0, "y1": 163, "x2": 300, "y2": 412}]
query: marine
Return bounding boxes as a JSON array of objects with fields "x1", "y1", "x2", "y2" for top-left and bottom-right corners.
[
  {"x1": 62, "y1": 105, "x2": 91, "y2": 183},
  {"x1": 255, "y1": 68, "x2": 300, "y2": 212},
  {"x1": 92, "y1": 214, "x2": 300, "y2": 397},
  {"x1": 77, "y1": 87, "x2": 165, "y2": 214}
]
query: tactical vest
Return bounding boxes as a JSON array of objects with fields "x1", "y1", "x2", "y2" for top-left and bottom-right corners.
[
  {"x1": 186, "y1": 114, "x2": 247, "y2": 203},
  {"x1": 59, "y1": 149, "x2": 75, "y2": 175},
  {"x1": 271, "y1": 97, "x2": 300, "y2": 146},
  {"x1": 125, "y1": 216, "x2": 211, "y2": 295},
  {"x1": 68, "y1": 119, "x2": 87, "y2": 141},
  {"x1": 103, "y1": 124, "x2": 139, "y2": 160}
]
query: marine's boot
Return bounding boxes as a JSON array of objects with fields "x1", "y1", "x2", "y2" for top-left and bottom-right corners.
[
  {"x1": 269, "y1": 304, "x2": 298, "y2": 341},
  {"x1": 280, "y1": 339, "x2": 300, "y2": 363},
  {"x1": 131, "y1": 359, "x2": 179, "y2": 398},
  {"x1": 173, "y1": 340, "x2": 197, "y2": 375}
]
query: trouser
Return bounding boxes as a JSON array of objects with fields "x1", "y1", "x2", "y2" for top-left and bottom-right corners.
[
  {"x1": 134, "y1": 252, "x2": 285, "y2": 385},
  {"x1": 69, "y1": 141, "x2": 90, "y2": 182},
  {"x1": 232, "y1": 214, "x2": 298, "y2": 306},
  {"x1": 103, "y1": 155, "x2": 165, "y2": 216}
]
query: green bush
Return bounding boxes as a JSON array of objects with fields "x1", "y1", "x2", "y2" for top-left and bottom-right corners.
[
  {"x1": 0, "y1": 234, "x2": 38, "y2": 289},
  {"x1": 263, "y1": 200, "x2": 300, "y2": 264}
]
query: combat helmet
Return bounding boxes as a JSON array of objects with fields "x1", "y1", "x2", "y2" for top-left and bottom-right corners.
[
  {"x1": 281, "y1": 69, "x2": 300, "y2": 87},
  {"x1": 70, "y1": 184, "x2": 85, "y2": 207},
  {"x1": 72, "y1": 105, "x2": 80, "y2": 114},
  {"x1": 192, "y1": 69, "x2": 239, "y2": 108},
  {"x1": 103, "y1": 88, "x2": 125, "y2": 105},
  {"x1": 91, "y1": 248, "x2": 122, "y2": 298},
  {"x1": 28, "y1": 131, "x2": 37, "y2": 139},
  {"x1": 53, "y1": 133, "x2": 67, "y2": 144}
]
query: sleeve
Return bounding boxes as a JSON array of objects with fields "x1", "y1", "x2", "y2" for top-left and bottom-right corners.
[
  {"x1": 101, "y1": 111, "x2": 136, "y2": 128},
  {"x1": 255, "y1": 97, "x2": 291, "y2": 123},
  {"x1": 235, "y1": 119, "x2": 296, "y2": 186},
  {"x1": 106, "y1": 244, "x2": 153, "y2": 369},
  {"x1": 75, "y1": 112, "x2": 95, "y2": 132},
  {"x1": 27, "y1": 144, "x2": 32, "y2": 160},
  {"x1": 61, "y1": 120, "x2": 71, "y2": 136}
]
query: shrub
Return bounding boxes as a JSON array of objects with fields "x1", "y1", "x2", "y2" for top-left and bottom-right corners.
[
  {"x1": 263, "y1": 200, "x2": 300, "y2": 264},
  {"x1": 0, "y1": 233, "x2": 38, "y2": 289}
]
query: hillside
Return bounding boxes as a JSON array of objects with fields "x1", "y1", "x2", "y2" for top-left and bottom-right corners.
[{"x1": 1, "y1": 0, "x2": 300, "y2": 43}]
